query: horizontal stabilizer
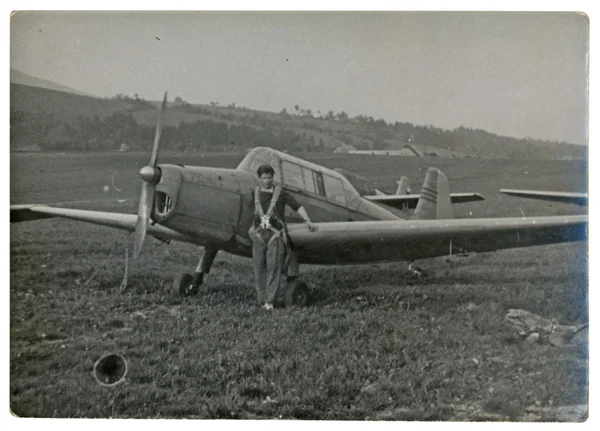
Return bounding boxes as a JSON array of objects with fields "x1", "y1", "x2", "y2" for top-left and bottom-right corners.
[{"x1": 500, "y1": 189, "x2": 588, "y2": 206}]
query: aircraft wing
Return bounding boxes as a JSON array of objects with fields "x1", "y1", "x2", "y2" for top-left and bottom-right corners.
[
  {"x1": 10, "y1": 205, "x2": 196, "y2": 244},
  {"x1": 364, "y1": 192, "x2": 485, "y2": 210},
  {"x1": 500, "y1": 189, "x2": 588, "y2": 206},
  {"x1": 287, "y1": 215, "x2": 587, "y2": 264},
  {"x1": 11, "y1": 205, "x2": 586, "y2": 266}
]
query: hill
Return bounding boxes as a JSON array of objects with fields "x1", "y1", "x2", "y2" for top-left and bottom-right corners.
[
  {"x1": 10, "y1": 69, "x2": 96, "y2": 98},
  {"x1": 10, "y1": 80, "x2": 586, "y2": 159}
]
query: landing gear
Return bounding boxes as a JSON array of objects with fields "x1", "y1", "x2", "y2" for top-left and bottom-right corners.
[
  {"x1": 283, "y1": 279, "x2": 311, "y2": 307},
  {"x1": 173, "y1": 247, "x2": 218, "y2": 296},
  {"x1": 173, "y1": 273, "x2": 198, "y2": 296}
]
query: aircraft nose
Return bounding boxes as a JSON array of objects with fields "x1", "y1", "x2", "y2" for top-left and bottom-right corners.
[{"x1": 139, "y1": 166, "x2": 162, "y2": 184}]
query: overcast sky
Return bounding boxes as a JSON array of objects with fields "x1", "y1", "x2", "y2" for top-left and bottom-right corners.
[{"x1": 10, "y1": 11, "x2": 589, "y2": 144}]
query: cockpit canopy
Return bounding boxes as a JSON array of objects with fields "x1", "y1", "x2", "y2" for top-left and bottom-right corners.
[{"x1": 237, "y1": 147, "x2": 361, "y2": 208}]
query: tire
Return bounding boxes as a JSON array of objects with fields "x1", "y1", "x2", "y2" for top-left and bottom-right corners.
[
  {"x1": 283, "y1": 279, "x2": 311, "y2": 307},
  {"x1": 173, "y1": 273, "x2": 196, "y2": 296}
]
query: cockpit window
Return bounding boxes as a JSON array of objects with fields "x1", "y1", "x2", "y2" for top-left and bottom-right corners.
[
  {"x1": 322, "y1": 174, "x2": 347, "y2": 204},
  {"x1": 239, "y1": 148, "x2": 281, "y2": 182},
  {"x1": 313, "y1": 171, "x2": 324, "y2": 196},
  {"x1": 249, "y1": 153, "x2": 270, "y2": 175},
  {"x1": 270, "y1": 153, "x2": 282, "y2": 182},
  {"x1": 238, "y1": 147, "x2": 360, "y2": 208},
  {"x1": 303, "y1": 168, "x2": 316, "y2": 194},
  {"x1": 281, "y1": 160, "x2": 330, "y2": 196},
  {"x1": 281, "y1": 160, "x2": 304, "y2": 190}
]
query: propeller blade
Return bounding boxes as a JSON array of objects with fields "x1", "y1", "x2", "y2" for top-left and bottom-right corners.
[
  {"x1": 134, "y1": 91, "x2": 166, "y2": 259},
  {"x1": 133, "y1": 181, "x2": 154, "y2": 259},
  {"x1": 149, "y1": 92, "x2": 168, "y2": 167}
]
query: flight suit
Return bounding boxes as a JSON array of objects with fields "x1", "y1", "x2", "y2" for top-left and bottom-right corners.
[{"x1": 249, "y1": 186, "x2": 301, "y2": 305}]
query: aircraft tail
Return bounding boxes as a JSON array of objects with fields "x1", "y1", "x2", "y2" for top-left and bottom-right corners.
[
  {"x1": 414, "y1": 168, "x2": 453, "y2": 220},
  {"x1": 396, "y1": 176, "x2": 410, "y2": 195}
]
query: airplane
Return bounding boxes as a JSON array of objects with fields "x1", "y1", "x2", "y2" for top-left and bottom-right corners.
[
  {"x1": 10, "y1": 95, "x2": 588, "y2": 307},
  {"x1": 330, "y1": 169, "x2": 484, "y2": 212},
  {"x1": 500, "y1": 189, "x2": 588, "y2": 206}
]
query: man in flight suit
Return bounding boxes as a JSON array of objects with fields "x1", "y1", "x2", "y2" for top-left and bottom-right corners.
[{"x1": 249, "y1": 164, "x2": 315, "y2": 310}]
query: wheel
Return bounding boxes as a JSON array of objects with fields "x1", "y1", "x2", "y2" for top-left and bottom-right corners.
[
  {"x1": 283, "y1": 279, "x2": 311, "y2": 307},
  {"x1": 172, "y1": 273, "x2": 197, "y2": 296}
]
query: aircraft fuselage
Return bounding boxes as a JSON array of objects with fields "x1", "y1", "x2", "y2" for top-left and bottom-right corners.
[{"x1": 151, "y1": 147, "x2": 402, "y2": 260}]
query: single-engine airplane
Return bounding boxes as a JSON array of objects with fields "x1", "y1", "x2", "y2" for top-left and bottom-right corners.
[
  {"x1": 333, "y1": 169, "x2": 485, "y2": 211},
  {"x1": 10, "y1": 95, "x2": 588, "y2": 306}
]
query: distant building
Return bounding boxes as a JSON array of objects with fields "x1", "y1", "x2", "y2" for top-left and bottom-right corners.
[
  {"x1": 394, "y1": 145, "x2": 424, "y2": 157},
  {"x1": 348, "y1": 144, "x2": 423, "y2": 157},
  {"x1": 333, "y1": 144, "x2": 356, "y2": 153}
]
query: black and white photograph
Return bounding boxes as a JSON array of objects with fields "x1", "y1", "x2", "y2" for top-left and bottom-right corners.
[{"x1": 8, "y1": 8, "x2": 590, "y2": 422}]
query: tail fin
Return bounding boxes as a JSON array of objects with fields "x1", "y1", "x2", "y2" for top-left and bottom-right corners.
[
  {"x1": 396, "y1": 176, "x2": 411, "y2": 195},
  {"x1": 414, "y1": 168, "x2": 453, "y2": 219}
]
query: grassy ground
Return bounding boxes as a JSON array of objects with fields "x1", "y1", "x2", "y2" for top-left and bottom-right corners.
[{"x1": 9, "y1": 152, "x2": 588, "y2": 420}]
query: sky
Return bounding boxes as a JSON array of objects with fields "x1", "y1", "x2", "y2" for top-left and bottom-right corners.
[{"x1": 9, "y1": 10, "x2": 589, "y2": 145}]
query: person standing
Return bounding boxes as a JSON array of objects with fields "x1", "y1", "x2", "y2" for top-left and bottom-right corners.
[{"x1": 249, "y1": 164, "x2": 315, "y2": 310}]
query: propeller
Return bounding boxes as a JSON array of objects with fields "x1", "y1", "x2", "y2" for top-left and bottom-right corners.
[{"x1": 133, "y1": 92, "x2": 168, "y2": 258}]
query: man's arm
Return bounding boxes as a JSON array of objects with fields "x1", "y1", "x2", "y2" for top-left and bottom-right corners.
[
  {"x1": 284, "y1": 191, "x2": 317, "y2": 231},
  {"x1": 295, "y1": 206, "x2": 316, "y2": 232}
]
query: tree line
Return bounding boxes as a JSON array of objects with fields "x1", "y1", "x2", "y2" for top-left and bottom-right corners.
[
  {"x1": 10, "y1": 109, "x2": 326, "y2": 152},
  {"x1": 10, "y1": 91, "x2": 583, "y2": 159}
]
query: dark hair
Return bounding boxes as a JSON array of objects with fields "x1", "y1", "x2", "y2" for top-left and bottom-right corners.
[{"x1": 257, "y1": 164, "x2": 275, "y2": 177}]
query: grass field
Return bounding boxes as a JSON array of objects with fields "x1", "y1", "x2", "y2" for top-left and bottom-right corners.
[{"x1": 10, "y1": 152, "x2": 588, "y2": 420}]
